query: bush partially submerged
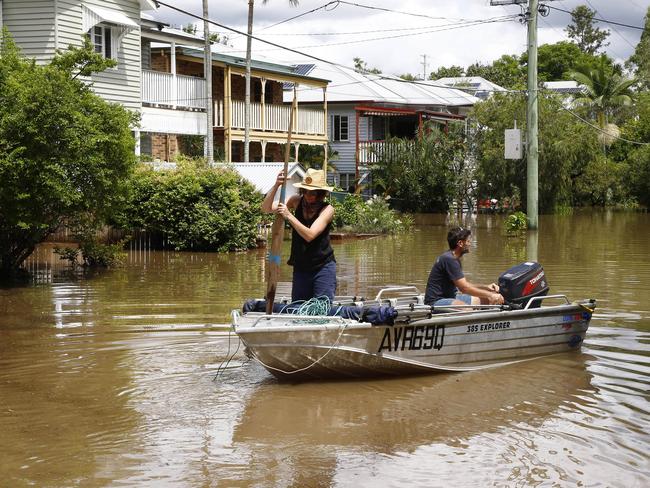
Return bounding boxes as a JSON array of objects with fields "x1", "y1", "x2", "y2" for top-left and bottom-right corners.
[
  {"x1": 504, "y1": 211, "x2": 528, "y2": 234},
  {"x1": 331, "y1": 194, "x2": 412, "y2": 234},
  {"x1": 117, "y1": 164, "x2": 263, "y2": 251}
]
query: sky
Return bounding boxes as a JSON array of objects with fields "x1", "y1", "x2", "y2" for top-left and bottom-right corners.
[{"x1": 151, "y1": 0, "x2": 648, "y2": 78}]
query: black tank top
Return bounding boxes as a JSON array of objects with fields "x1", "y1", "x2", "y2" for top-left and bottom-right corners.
[{"x1": 287, "y1": 197, "x2": 335, "y2": 271}]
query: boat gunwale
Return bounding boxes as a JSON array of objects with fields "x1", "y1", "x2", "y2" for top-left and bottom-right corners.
[{"x1": 233, "y1": 299, "x2": 596, "y2": 334}]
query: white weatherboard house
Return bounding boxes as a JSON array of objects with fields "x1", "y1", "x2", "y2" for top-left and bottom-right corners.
[
  {"x1": 284, "y1": 64, "x2": 481, "y2": 191},
  {"x1": 0, "y1": 0, "x2": 157, "y2": 110},
  {"x1": 0, "y1": 0, "x2": 330, "y2": 187}
]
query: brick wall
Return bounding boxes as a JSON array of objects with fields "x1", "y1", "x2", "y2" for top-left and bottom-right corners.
[{"x1": 151, "y1": 133, "x2": 179, "y2": 161}]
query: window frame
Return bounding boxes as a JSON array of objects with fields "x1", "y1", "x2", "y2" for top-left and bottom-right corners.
[
  {"x1": 89, "y1": 25, "x2": 116, "y2": 62},
  {"x1": 331, "y1": 114, "x2": 349, "y2": 142}
]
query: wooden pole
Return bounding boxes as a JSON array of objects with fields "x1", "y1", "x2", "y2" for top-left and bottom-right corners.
[{"x1": 265, "y1": 87, "x2": 297, "y2": 314}]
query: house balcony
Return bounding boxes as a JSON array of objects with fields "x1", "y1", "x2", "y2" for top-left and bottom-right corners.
[
  {"x1": 142, "y1": 69, "x2": 206, "y2": 110},
  {"x1": 357, "y1": 140, "x2": 408, "y2": 165},
  {"x1": 214, "y1": 99, "x2": 326, "y2": 137}
]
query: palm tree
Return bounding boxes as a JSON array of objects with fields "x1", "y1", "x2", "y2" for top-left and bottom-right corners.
[
  {"x1": 569, "y1": 58, "x2": 636, "y2": 145},
  {"x1": 244, "y1": 0, "x2": 299, "y2": 162}
]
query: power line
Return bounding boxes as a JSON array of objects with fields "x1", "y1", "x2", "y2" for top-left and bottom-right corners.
[
  {"x1": 221, "y1": 16, "x2": 518, "y2": 54},
  {"x1": 585, "y1": 0, "x2": 637, "y2": 51},
  {"x1": 152, "y1": 0, "x2": 519, "y2": 93},
  {"x1": 334, "y1": 1, "x2": 473, "y2": 22},
  {"x1": 547, "y1": 5, "x2": 645, "y2": 30},
  {"x1": 558, "y1": 104, "x2": 649, "y2": 145}
]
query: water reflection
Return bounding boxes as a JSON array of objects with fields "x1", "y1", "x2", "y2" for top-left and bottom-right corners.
[{"x1": 233, "y1": 354, "x2": 594, "y2": 486}]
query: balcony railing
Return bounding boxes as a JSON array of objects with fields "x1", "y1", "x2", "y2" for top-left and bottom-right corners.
[
  {"x1": 142, "y1": 70, "x2": 206, "y2": 110},
  {"x1": 358, "y1": 140, "x2": 411, "y2": 164},
  {"x1": 214, "y1": 99, "x2": 325, "y2": 136}
]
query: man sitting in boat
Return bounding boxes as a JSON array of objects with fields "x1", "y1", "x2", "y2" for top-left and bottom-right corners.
[
  {"x1": 424, "y1": 227, "x2": 504, "y2": 306},
  {"x1": 261, "y1": 169, "x2": 337, "y2": 303}
]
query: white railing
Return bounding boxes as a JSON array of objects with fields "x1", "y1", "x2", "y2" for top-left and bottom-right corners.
[
  {"x1": 142, "y1": 70, "x2": 206, "y2": 109},
  {"x1": 218, "y1": 100, "x2": 325, "y2": 135},
  {"x1": 358, "y1": 140, "x2": 411, "y2": 164},
  {"x1": 358, "y1": 140, "x2": 386, "y2": 164}
]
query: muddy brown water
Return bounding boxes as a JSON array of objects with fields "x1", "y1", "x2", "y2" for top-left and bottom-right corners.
[{"x1": 1, "y1": 210, "x2": 648, "y2": 487}]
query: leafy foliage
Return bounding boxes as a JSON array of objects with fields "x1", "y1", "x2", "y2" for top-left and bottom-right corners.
[
  {"x1": 370, "y1": 123, "x2": 466, "y2": 212},
  {"x1": 429, "y1": 65, "x2": 464, "y2": 80},
  {"x1": 569, "y1": 57, "x2": 636, "y2": 130},
  {"x1": 330, "y1": 195, "x2": 412, "y2": 234},
  {"x1": 504, "y1": 211, "x2": 528, "y2": 234},
  {"x1": 626, "y1": 7, "x2": 650, "y2": 90},
  {"x1": 0, "y1": 33, "x2": 137, "y2": 274},
  {"x1": 118, "y1": 163, "x2": 263, "y2": 251},
  {"x1": 565, "y1": 5, "x2": 610, "y2": 55},
  {"x1": 471, "y1": 92, "x2": 606, "y2": 212}
]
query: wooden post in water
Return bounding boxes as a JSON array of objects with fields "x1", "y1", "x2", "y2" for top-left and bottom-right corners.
[{"x1": 265, "y1": 88, "x2": 297, "y2": 314}]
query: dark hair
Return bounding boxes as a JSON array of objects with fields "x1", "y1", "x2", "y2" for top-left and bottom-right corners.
[
  {"x1": 447, "y1": 227, "x2": 471, "y2": 249},
  {"x1": 299, "y1": 188, "x2": 327, "y2": 199}
]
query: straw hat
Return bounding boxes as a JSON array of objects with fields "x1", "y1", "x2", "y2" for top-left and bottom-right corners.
[{"x1": 293, "y1": 168, "x2": 334, "y2": 192}]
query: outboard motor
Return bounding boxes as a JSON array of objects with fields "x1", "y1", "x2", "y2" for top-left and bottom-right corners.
[{"x1": 498, "y1": 262, "x2": 549, "y2": 308}]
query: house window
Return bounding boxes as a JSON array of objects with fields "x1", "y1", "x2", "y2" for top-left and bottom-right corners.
[
  {"x1": 89, "y1": 25, "x2": 114, "y2": 60},
  {"x1": 331, "y1": 115, "x2": 349, "y2": 142},
  {"x1": 339, "y1": 173, "x2": 356, "y2": 193}
]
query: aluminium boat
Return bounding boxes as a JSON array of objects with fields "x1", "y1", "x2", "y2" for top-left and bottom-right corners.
[{"x1": 231, "y1": 285, "x2": 596, "y2": 380}]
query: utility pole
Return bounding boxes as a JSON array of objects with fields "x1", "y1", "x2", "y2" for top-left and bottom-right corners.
[
  {"x1": 203, "y1": 0, "x2": 214, "y2": 165},
  {"x1": 525, "y1": 0, "x2": 539, "y2": 229},
  {"x1": 420, "y1": 54, "x2": 428, "y2": 80},
  {"x1": 490, "y1": 0, "x2": 538, "y2": 229}
]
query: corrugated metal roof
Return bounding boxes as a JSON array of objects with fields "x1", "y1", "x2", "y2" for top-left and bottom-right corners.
[
  {"x1": 217, "y1": 162, "x2": 306, "y2": 196},
  {"x1": 543, "y1": 81, "x2": 585, "y2": 94},
  {"x1": 434, "y1": 76, "x2": 506, "y2": 93},
  {"x1": 283, "y1": 64, "x2": 479, "y2": 107},
  {"x1": 177, "y1": 48, "x2": 329, "y2": 84}
]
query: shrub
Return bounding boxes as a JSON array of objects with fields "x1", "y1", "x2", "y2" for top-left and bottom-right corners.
[
  {"x1": 504, "y1": 211, "x2": 528, "y2": 234},
  {"x1": 118, "y1": 164, "x2": 263, "y2": 251},
  {"x1": 331, "y1": 195, "x2": 412, "y2": 234}
]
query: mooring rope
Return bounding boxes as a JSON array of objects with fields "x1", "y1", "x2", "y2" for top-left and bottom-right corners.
[{"x1": 245, "y1": 320, "x2": 350, "y2": 375}]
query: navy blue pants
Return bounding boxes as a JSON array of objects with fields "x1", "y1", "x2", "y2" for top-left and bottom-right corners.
[{"x1": 291, "y1": 261, "x2": 337, "y2": 302}]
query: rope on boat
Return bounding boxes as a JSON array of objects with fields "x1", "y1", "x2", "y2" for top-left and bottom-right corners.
[
  {"x1": 246, "y1": 321, "x2": 350, "y2": 375},
  {"x1": 577, "y1": 302, "x2": 595, "y2": 314}
]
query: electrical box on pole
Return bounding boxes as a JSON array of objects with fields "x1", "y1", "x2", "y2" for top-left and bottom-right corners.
[{"x1": 505, "y1": 129, "x2": 522, "y2": 159}]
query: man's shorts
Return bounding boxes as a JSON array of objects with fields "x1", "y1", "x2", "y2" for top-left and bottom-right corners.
[{"x1": 433, "y1": 293, "x2": 473, "y2": 306}]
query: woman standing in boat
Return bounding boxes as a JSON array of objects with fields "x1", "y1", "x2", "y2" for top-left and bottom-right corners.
[{"x1": 261, "y1": 168, "x2": 336, "y2": 303}]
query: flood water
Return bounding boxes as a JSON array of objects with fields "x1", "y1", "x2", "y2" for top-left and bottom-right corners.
[{"x1": 1, "y1": 210, "x2": 649, "y2": 487}]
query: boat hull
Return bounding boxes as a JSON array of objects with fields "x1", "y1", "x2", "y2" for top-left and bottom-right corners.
[{"x1": 233, "y1": 300, "x2": 593, "y2": 380}]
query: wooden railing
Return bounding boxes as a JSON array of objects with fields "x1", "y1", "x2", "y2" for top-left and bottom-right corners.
[
  {"x1": 358, "y1": 140, "x2": 414, "y2": 164},
  {"x1": 214, "y1": 99, "x2": 325, "y2": 135},
  {"x1": 142, "y1": 70, "x2": 206, "y2": 109}
]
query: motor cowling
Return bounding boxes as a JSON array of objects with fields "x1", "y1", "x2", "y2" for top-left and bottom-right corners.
[{"x1": 498, "y1": 262, "x2": 549, "y2": 308}]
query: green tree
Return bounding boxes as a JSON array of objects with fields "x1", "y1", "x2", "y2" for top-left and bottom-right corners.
[
  {"x1": 371, "y1": 123, "x2": 463, "y2": 212},
  {"x1": 471, "y1": 92, "x2": 605, "y2": 212},
  {"x1": 429, "y1": 65, "x2": 464, "y2": 79},
  {"x1": 353, "y1": 57, "x2": 382, "y2": 74},
  {"x1": 0, "y1": 34, "x2": 137, "y2": 275},
  {"x1": 626, "y1": 7, "x2": 650, "y2": 90},
  {"x1": 565, "y1": 5, "x2": 610, "y2": 55},
  {"x1": 617, "y1": 92, "x2": 650, "y2": 206},
  {"x1": 568, "y1": 58, "x2": 636, "y2": 133},
  {"x1": 463, "y1": 55, "x2": 525, "y2": 90},
  {"x1": 399, "y1": 73, "x2": 418, "y2": 81}
]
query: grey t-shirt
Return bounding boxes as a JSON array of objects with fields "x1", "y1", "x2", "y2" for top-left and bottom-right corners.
[{"x1": 424, "y1": 250, "x2": 464, "y2": 304}]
